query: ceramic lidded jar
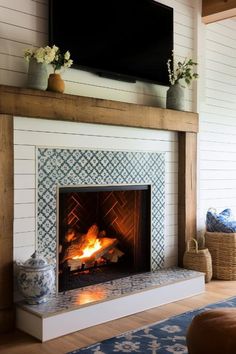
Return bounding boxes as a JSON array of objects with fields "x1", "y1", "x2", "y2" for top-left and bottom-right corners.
[{"x1": 17, "y1": 251, "x2": 55, "y2": 304}]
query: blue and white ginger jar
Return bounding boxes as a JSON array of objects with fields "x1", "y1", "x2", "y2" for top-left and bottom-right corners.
[{"x1": 17, "y1": 251, "x2": 55, "y2": 304}]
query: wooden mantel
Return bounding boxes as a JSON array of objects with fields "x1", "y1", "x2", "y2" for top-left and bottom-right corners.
[
  {"x1": 0, "y1": 85, "x2": 198, "y2": 133},
  {"x1": 0, "y1": 84, "x2": 198, "y2": 332}
]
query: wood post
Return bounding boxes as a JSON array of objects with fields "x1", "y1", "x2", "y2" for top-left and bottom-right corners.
[
  {"x1": 0, "y1": 114, "x2": 14, "y2": 332},
  {"x1": 178, "y1": 132, "x2": 197, "y2": 266}
]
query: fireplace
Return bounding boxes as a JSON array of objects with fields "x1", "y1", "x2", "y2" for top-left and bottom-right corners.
[{"x1": 57, "y1": 184, "x2": 151, "y2": 292}]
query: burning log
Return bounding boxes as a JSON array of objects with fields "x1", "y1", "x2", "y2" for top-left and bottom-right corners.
[
  {"x1": 60, "y1": 224, "x2": 124, "y2": 271},
  {"x1": 67, "y1": 237, "x2": 118, "y2": 270},
  {"x1": 61, "y1": 224, "x2": 99, "y2": 263}
]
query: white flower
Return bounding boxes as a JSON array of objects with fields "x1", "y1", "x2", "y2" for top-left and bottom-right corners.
[
  {"x1": 23, "y1": 45, "x2": 73, "y2": 72},
  {"x1": 64, "y1": 50, "x2": 70, "y2": 60},
  {"x1": 161, "y1": 325, "x2": 181, "y2": 333},
  {"x1": 113, "y1": 340, "x2": 140, "y2": 352}
]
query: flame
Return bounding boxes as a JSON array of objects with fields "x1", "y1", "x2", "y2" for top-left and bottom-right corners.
[{"x1": 72, "y1": 239, "x2": 102, "y2": 260}]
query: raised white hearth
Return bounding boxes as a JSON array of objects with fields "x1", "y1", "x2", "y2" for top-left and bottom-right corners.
[{"x1": 16, "y1": 268, "x2": 205, "y2": 342}]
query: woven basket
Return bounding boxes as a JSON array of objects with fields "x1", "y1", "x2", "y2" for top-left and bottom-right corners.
[
  {"x1": 205, "y1": 231, "x2": 236, "y2": 280},
  {"x1": 183, "y1": 238, "x2": 212, "y2": 283}
]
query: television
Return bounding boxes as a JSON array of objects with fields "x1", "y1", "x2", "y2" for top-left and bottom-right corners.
[{"x1": 49, "y1": 0, "x2": 173, "y2": 86}]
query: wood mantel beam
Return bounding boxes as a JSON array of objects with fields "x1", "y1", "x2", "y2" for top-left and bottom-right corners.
[
  {"x1": 202, "y1": 0, "x2": 236, "y2": 24},
  {"x1": 0, "y1": 85, "x2": 198, "y2": 133}
]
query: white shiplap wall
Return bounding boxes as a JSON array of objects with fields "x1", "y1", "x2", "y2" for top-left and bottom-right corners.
[
  {"x1": 14, "y1": 117, "x2": 178, "y2": 267},
  {"x1": 198, "y1": 19, "x2": 236, "y2": 229},
  {"x1": 1, "y1": 0, "x2": 197, "y2": 266},
  {"x1": 0, "y1": 0, "x2": 196, "y2": 110}
]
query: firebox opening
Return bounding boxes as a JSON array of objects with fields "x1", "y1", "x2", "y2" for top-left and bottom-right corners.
[{"x1": 58, "y1": 184, "x2": 151, "y2": 292}]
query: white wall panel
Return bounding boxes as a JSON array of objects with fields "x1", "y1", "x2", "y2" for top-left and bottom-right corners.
[
  {"x1": 0, "y1": 0, "x2": 196, "y2": 111},
  {"x1": 198, "y1": 19, "x2": 236, "y2": 230}
]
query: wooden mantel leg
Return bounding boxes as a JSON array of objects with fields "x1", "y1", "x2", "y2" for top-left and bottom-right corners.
[
  {"x1": 178, "y1": 132, "x2": 197, "y2": 267},
  {"x1": 0, "y1": 114, "x2": 14, "y2": 332}
]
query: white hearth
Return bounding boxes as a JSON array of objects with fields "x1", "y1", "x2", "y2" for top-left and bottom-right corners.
[{"x1": 16, "y1": 268, "x2": 204, "y2": 341}]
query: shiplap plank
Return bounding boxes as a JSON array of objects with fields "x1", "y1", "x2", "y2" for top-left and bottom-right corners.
[
  {"x1": 14, "y1": 145, "x2": 35, "y2": 159},
  {"x1": 14, "y1": 189, "x2": 35, "y2": 204},
  {"x1": 200, "y1": 122, "x2": 236, "y2": 135},
  {"x1": 0, "y1": 54, "x2": 27, "y2": 73},
  {"x1": 0, "y1": 69, "x2": 27, "y2": 87},
  {"x1": 0, "y1": 6, "x2": 47, "y2": 32},
  {"x1": 14, "y1": 130, "x2": 178, "y2": 152},
  {"x1": 14, "y1": 203, "x2": 35, "y2": 218},
  {"x1": 0, "y1": 22, "x2": 47, "y2": 46},
  {"x1": 206, "y1": 30, "x2": 236, "y2": 50},
  {"x1": 14, "y1": 231, "x2": 35, "y2": 248},
  {"x1": 206, "y1": 40, "x2": 236, "y2": 60},
  {"x1": 14, "y1": 160, "x2": 35, "y2": 174},
  {"x1": 200, "y1": 179, "x2": 236, "y2": 189},
  {"x1": 14, "y1": 218, "x2": 35, "y2": 233},
  {"x1": 14, "y1": 175, "x2": 35, "y2": 189},
  {"x1": 200, "y1": 140, "x2": 236, "y2": 153},
  {"x1": 0, "y1": 0, "x2": 48, "y2": 17},
  {"x1": 14, "y1": 245, "x2": 35, "y2": 261},
  {"x1": 14, "y1": 117, "x2": 178, "y2": 142}
]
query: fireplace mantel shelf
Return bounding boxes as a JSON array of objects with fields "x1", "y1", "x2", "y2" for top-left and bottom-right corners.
[
  {"x1": 0, "y1": 84, "x2": 198, "y2": 133},
  {"x1": 0, "y1": 84, "x2": 198, "y2": 333}
]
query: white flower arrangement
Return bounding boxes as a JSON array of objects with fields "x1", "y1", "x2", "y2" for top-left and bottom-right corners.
[
  {"x1": 167, "y1": 52, "x2": 198, "y2": 87},
  {"x1": 24, "y1": 45, "x2": 73, "y2": 72}
]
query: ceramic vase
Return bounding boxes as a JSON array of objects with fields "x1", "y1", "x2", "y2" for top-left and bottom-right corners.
[
  {"x1": 47, "y1": 73, "x2": 65, "y2": 93},
  {"x1": 17, "y1": 251, "x2": 55, "y2": 304},
  {"x1": 166, "y1": 83, "x2": 185, "y2": 111},
  {"x1": 27, "y1": 59, "x2": 48, "y2": 91}
]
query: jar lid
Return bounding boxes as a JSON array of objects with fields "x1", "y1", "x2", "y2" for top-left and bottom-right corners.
[{"x1": 23, "y1": 251, "x2": 50, "y2": 269}]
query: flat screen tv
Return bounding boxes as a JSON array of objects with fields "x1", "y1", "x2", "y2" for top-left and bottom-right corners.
[{"x1": 49, "y1": 0, "x2": 173, "y2": 86}]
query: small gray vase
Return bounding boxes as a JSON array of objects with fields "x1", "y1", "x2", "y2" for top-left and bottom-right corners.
[
  {"x1": 166, "y1": 83, "x2": 185, "y2": 111},
  {"x1": 27, "y1": 59, "x2": 48, "y2": 90}
]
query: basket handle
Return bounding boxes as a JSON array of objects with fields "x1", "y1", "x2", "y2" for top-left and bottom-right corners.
[
  {"x1": 208, "y1": 207, "x2": 217, "y2": 213},
  {"x1": 186, "y1": 238, "x2": 199, "y2": 253},
  {"x1": 198, "y1": 230, "x2": 206, "y2": 249}
]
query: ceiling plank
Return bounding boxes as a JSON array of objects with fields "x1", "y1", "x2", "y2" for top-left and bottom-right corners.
[{"x1": 202, "y1": 0, "x2": 236, "y2": 24}]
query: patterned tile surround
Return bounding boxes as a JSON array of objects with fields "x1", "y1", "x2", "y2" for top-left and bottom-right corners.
[
  {"x1": 18, "y1": 268, "x2": 202, "y2": 317},
  {"x1": 37, "y1": 148, "x2": 165, "y2": 271}
]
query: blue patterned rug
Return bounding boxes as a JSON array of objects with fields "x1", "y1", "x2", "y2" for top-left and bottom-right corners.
[{"x1": 68, "y1": 296, "x2": 236, "y2": 354}]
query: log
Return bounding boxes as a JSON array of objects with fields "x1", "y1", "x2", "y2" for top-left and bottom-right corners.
[
  {"x1": 104, "y1": 247, "x2": 124, "y2": 263},
  {"x1": 67, "y1": 238, "x2": 118, "y2": 270},
  {"x1": 61, "y1": 224, "x2": 100, "y2": 263}
]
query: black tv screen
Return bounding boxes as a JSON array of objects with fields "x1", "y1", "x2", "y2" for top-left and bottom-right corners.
[{"x1": 49, "y1": 0, "x2": 173, "y2": 86}]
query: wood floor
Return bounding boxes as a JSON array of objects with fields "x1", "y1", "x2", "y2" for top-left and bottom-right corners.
[{"x1": 0, "y1": 280, "x2": 235, "y2": 354}]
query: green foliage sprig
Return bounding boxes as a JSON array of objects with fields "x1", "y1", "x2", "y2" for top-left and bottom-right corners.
[{"x1": 167, "y1": 53, "x2": 198, "y2": 87}]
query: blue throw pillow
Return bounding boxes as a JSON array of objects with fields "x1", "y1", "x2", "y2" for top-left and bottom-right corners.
[{"x1": 206, "y1": 208, "x2": 236, "y2": 233}]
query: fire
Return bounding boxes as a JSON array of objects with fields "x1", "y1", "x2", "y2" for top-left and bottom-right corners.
[{"x1": 72, "y1": 238, "x2": 102, "y2": 260}]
